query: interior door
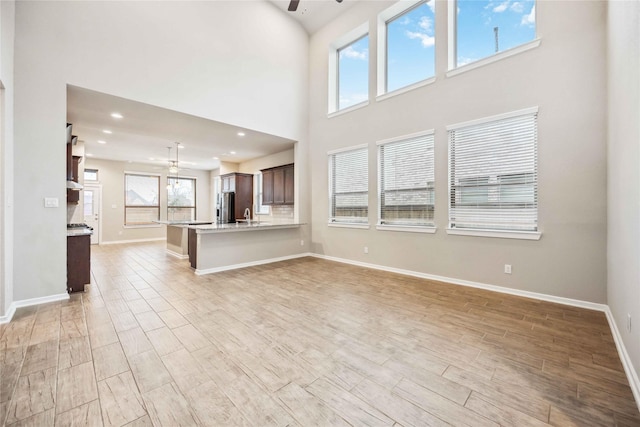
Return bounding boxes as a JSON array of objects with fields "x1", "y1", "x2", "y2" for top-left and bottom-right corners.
[{"x1": 83, "y1": 185, "x2": 101, "y2": 245}]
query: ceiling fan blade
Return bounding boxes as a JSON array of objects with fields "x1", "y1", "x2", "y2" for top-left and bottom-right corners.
[{"x1": 288, "y1": 0, "x2": 299, "y2": 11}]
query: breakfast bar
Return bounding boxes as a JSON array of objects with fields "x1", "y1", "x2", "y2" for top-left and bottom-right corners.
[{"x1": 186, "y1": 221, "x2": 305, "y2": 274}]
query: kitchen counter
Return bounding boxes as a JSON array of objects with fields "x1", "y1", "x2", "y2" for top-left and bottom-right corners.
[
  {"x1": 66, "y1": 228, "x2": 93, "y2": 237},
  {"x1": 157, "y1": 221, "x2": 215, "y2": 259},
  {"x1": 187, "y1": 221, "x2": 307, "y2": 274},
  {"x1": 189, "y1": 221, "x2": 303, "y2": 234},
  {"x1": 155, "y1": 220, "x2": 213, "y2": 227}
]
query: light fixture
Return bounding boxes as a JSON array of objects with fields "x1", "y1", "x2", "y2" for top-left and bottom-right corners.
[
  {"x1": 97, "y1": 140, "x2": 106, "y2": 144},
  {"x1": 86, "y1": 153, "x2": 94, "y2": 157},
  {"x1": 102, "y1": 129, "x2": 112, "y2": 134},
  {"x1": 237, "y1": 132, "x2": 245, "y2": 137},
  {"x1": 230, "y1": 151, "x2": 236, "y2": 155},
  {"x1": 166, "y1": 142, "x2": 182, "y2": 190},
  {"x1": 212, "y1": 156, "x2": 219, "y2": 160},
  {"x1": 110, "y1": 113, "x2": 123, "y2": 119}
]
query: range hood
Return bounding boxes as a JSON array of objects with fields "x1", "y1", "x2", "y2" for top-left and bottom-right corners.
[{"x1": 67, "y1": 180, "x2": 83, "y2": 191}]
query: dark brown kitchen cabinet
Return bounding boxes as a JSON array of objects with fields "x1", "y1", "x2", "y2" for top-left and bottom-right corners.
[
  {"x1": 220, "y1": 172, "x2": 253, "y2": 220},
  {"x1": 261, "y1": 164, "x2": 294, "y2": 205},
  {"x1": 67, "y1": 151, "x2": 81, "y2": 204},
  {"x1": 67, "y1": 234, "x2": 90, "y2": 293}
]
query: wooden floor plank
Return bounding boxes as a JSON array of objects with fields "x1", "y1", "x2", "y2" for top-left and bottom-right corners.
[{"x1": 0, "y1": 243, "x2": 636, "y2": 426}]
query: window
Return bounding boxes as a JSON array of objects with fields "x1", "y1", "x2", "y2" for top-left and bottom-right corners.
[
  {"x1": 451, "y1": 0, "x2": 536, "y2": 69},
  {"x1": 167, "y1": 177, "x2": 196, "y2": 221},
  {"x1": 328, "y1": 23, "x2": 369, "y2": 114},
  {"x1": 378, "y1": 131, "x2": 435, "y2": 228},
  {"x1": 254, "y1": 173, "x2": 270, "y2": 215},
  {"x1": 84, "y1": 169, "x2": 98, "y2": 181},
  {"x1": 328, "y1": 145, "x2": 369, "y2": 225},
  {"x1": 124, "y1": 173, "x2": 160, "y2": 225},
  {"x1": 378, "y1": 0, "x2": 435, "y2": 95},
  {"x1": 448, "y1": 107, "x2": 538, "y2": 235}
]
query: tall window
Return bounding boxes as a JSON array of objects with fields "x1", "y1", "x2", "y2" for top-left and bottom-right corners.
[
  {"x1": 453, "y1": 0, "x2": 536, "y2": 68},
  {"x1": 378, "y1": 131, "x2": 435, "y2": 227},
  {"x1": 167, "y1": 177, "x2": 196, "y2": 221},
  {"x1": 329, "y1": 23, "x2": 369, "y2": 114},
  {"x1": 379, "y1": 0, "x2": 435, "y2": 95},
  {"x1": 254, "y1": 173, "x2": 269, "y2": 215},
  {"x1": 328, "y1": 146, "x2": 368, "y2": 224},
  {"x1": 448, "y1": 108, "x2": 538, "y2": 233},
  {"x1": 125, "y1": 173, "x2": 160, "y2": 225}
]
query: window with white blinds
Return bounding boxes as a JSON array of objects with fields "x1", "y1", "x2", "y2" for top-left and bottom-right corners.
[
  {"x1": 378, "y1": 131, "x2": 435, "y2": 227},
  {"x1": 329, "y1": 146, "x2": 369, "y2": 224},
  {"x1": 448, "y1": 107, "x2": 538, "y2": 232}
]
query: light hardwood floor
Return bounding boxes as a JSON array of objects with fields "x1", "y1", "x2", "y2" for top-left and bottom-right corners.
[{"x1": 1, "y1": 241, "x2": 639, "y2": 426}]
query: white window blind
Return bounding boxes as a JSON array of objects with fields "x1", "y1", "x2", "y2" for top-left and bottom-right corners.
[
  {"x1": 379, "y1": 132, "x2": 435, "y2": 226},
  {"x1": 329, "y1": 147, "x2": 369, "y2": 224},
  {"x1": 448, "y1": 108, "x2": 538, "y2": 232}
]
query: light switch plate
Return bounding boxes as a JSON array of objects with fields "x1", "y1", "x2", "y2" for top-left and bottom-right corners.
[{"x1": 44, "y1": 197, "x2": 59, "y2": 208}]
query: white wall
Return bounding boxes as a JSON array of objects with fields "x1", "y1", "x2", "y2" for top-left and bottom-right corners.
[
  {"x1": 309, "y1": 0, "x2": 607, "y2": 302},
  {"x1": 239, "y1": 148, "x2": 295, "y2": 174},
  {"x1": 607, "y1": 0, "x2": 640, "y2": 397},
  {"x1": 12, "y1": 1, "x2": 309, "y2": 301},
  {"x1": 0, "y1": 0, "x2": 14, "y2": 317},
  {"x1": 84, "y1": 158, "x2": 211, "y2": 243}
]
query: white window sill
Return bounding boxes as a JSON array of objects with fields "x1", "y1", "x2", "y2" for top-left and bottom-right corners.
[
  {"x1": 446, "y1": 228, "x2": 541, "y2": 240},
  {"x1": 328, "y1": 222, "x2": 370, "y2": 230},
  {"x1": 447, "y1": 39, "x2": 541, "y2": 79},
  {"x1": 328, "y1": 100, "x2": 370, "y2": 119},
  {"x1": 123, "y1": 224, "x2": 162, "y2": 229},
  {"x1": 376, "y1": 77, "x2": 436, "y2": 103},
  {"x1": 377, "y1": 225, "x2": 436, "y2": 234}
]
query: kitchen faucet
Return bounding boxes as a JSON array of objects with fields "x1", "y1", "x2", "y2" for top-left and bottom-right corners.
[{"x1": 244, "y1": 208, "x2": 251, "y2": 224}]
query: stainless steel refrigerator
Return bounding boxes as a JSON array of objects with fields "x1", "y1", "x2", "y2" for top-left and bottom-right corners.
[{"x1": 218, "y1": 191, "x2": 235, "y2": 223}]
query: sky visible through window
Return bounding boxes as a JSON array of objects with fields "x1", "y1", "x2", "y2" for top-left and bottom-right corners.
[
  {"x1": 337, "y1": 0, "x2": 535, "y2": 108},
  {"x1": 457, "y1": 0, "x2": 536, "y2": 66}
]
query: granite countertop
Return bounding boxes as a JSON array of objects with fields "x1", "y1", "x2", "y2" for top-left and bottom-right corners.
[
  {"x1": 155, "y1": 220, "x2": 214, "y2": 227},
  {"x1": 67, "y1": 228, "x2": 93, "y2": 237},
  {"x1": 189, "y1": 221, "x2": 304, "y2": 234}
]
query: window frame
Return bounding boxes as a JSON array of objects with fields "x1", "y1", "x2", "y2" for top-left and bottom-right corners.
[
  {"x1": 377, "y1": 130, "x2": 437, "y2": 233},
  {"x1": 377, "y1": 0, "x2": 437, "y2": 100},
  {"x1": 447, "y1": 0, "x2": 540, "y2": 76},
  {"x1": 446, "y1": 107, "x2": 541, "y2": 240},
  {"x1": 124, "y1": 172, "x2": 161, "y2": 227},
  {"x1": 167, "y1": 176, "x2": 197, "y2": 222},
  {"x1": 84, "y1": 168, "x2": 99, "y2": 182},
  {"x1": 328, "y1": 22, "x2": 370, "y2": 116},
  {"x1": 328, "y1": 144, "x2": 370, "y2": 228}
]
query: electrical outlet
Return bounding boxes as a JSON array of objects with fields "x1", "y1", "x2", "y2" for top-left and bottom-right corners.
[
  {"x1": 44, "y1": 197, "x2": 59, "y2": 208},
  {"x1": 504, "y1": 264, "x2": 512, "y2": 274},
  {"x1": 364, "y1": 246, "x2": 369, "y2": 254},
  {"x1": 627, "y1": 314, "x2": 632, "y2": 332},
  {"x1": 300, "y1": 240, "x2": 304, "y2": 246}
]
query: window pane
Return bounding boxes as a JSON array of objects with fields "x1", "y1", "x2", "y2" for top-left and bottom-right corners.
[
  {"x1": 168, "y1": 207, "x2": 195, "y2": 222},
  {"x1": 125, "y1": 207, "x2": 159, "y2": 225},
  {"x1": 168, "y1": 178, "x2": 195, "y2": 207},
  {"x1": 387, "y1": 1, "x2": 435, "y2": 92},
  {"x1": 125, "y1": 175, "x2": 159, "y2": 206},
  {"x1": 83, "y1": 191, "x2": 93, "y2": 216},
  {"x1": 329, "y1": 148, "x2": 368, "y2": 223},
  {"x1": 84, "y1": 169, "x2": 98, "y2": 181},
  {"x1": 457, "y1": 0, "x2": 535, "y2": 67},
  {"x1": 379, "y1": 133, "x2": 435, "y2": 226},
  {"x1": 338, "y1": 35, "x2": 369, "y2": 110}
]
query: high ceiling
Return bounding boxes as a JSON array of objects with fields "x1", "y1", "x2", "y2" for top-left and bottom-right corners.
[
  {"x1": 67, "y1": 86, "x2": 295, "y2": 172},
  {"x1": 268, "y1": 0, "x2": 357, "y2": 34}
]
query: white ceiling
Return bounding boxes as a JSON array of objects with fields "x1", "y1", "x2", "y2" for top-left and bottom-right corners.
[
  {"x1": 268, "y1": 0, "x2": 357, "y2": 34},
  {"x1": 67, "y1": 86, "x2": 295, "y2": 171}
]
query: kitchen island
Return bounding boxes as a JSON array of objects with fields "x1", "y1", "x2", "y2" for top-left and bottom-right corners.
[
  {"x1": 156, "y1": 220, "x2": 213, "y2": 259},
  {"x1": 187, "y1": 221, "x2": 306, "y2": 274}
]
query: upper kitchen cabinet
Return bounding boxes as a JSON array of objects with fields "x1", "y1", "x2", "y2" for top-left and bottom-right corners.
[
  {"x1": 261, "y1": 164, "x2": 294, "y2": 205},
  {"x1": 66, "y1": 123, "x2": 82, "y2": 204}
]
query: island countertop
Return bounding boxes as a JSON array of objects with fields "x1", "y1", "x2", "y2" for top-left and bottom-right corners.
[{"x1": 188, "y1": 221, "x2": 304, "y2": 234}]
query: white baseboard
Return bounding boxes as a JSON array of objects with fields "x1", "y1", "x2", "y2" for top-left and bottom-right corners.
[
  {"x1": 101, "y1": 237, "x2": 166, "y2": 245},
  {"x1": 195, "y1": 252, "x2": 312, "y2": 275},
  {"x1": 604, "y1": 307, "x2": 640, "y2": 411},
  {"x1": 166, "y1": 249, "x2": 189, "y2": 260},
  {"x1": 311, "y1": 253, "x2": 639, "y2": 411},
  {"x1": 0, "y1": 292, "x2": 69, "y2": 324}
]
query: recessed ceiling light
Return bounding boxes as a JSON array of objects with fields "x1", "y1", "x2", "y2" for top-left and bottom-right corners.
[
  {"x1": 149, "y1": 157, "x2": 155, "y2": 161},
  {"x1": 212, "y1": 156, "x2": 219, "y2": 160},
  {"x1": 237, "y1": 132, "x2": 245, "y2": 137},
  {"x1": 86, "y1": 153, "x2": 94, "y2": 157},
  {"x1": 230, "y1": 151, "x2": 236, "y2": 155},
  {"x1": 102, "y1": 129, "x2": 112, "y2": 134},
  {"x1": 110, "y1": 113, "x2": 123, "y2": 119},
  {"x1": 178, "y1": 145, "x2": 184, "y2": 149},
  {"x1": 97, "y1": 140, "x2": 106, "y2": 144}
]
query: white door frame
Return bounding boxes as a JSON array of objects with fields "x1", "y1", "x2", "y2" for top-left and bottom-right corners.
[{"x1": 84, "y1": 183, "x2": 102, "y2": 245}]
